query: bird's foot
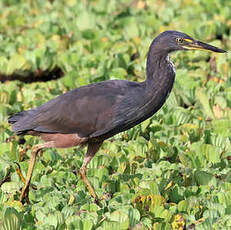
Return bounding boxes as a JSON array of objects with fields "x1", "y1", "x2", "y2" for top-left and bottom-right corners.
[
  {"x1": 16, "y1": 162, "x2": 31, "y2": 204},
  {"x1": 79, "y1": 167, "x2": 103, "y2": 207},
  {"x1": 19, "y1": 186, "x2": 30, "y2": 204}
]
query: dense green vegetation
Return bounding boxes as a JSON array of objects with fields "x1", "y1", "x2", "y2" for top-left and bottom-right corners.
[{"x1": 0, "y1": 0, "x2": 231, "y2": 229}]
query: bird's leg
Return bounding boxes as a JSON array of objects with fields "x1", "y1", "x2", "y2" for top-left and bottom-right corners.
[
  {"x1": 19, "y1": 142, "x2": 52, "y2": 203},
  {"x1": 15, "y1": 162, "x2": 26, "y2": 184},
  {"x1": 79, "y1": 141, "x2": 103, "y2": 204},
  {"x1": 15, "y1": 145, "x2": 30, "y2": 184}
]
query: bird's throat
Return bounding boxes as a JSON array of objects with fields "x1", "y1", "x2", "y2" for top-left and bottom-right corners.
[
  {"x1": 146, "y1": 52, "x2": 175, "y2": 90},
  {"x1": 143, "y1": 52, "x2": 175, "y2": 114}
]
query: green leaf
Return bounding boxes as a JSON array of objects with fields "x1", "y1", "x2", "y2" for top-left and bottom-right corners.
[
  {"x1": 212, "y1": 119, "x2": 231, "y2": 137},
  {"x1": 153, "y1": 222, "x2": 172, "y2": 230},
  {"x1": 196, "y1": 89, "x2": 214, "y2": 119},
  {"x1": 76, "y1": 11, "x2": 96, "y2": 30},
  {"x1": 6, "y1": 54, "x2": 29, "y2": 75},
  {"x1": 1, "y1": 182, "x2": 21, "y2": 194},
  {"x1": 2, "y1": 207, "x2": 21, "y2": 230},
  {"x1": 177, "y1": 200, "x2": 188, "y2": 212},
  {"x1": 194, "y1": 170, "x2": 214, "y2": 186},
  {"x1": 128, "y1": 207, "x2": 140, "y2": 227}
]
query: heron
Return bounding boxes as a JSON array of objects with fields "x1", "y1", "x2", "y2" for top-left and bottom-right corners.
[{"x1": 8, "y1": 30, "x2": 226, "y2": 204}]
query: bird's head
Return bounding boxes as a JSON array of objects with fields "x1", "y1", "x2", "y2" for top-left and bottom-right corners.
[{"x1": 153, "y1": 30, "x2": 226, "y2": 54}]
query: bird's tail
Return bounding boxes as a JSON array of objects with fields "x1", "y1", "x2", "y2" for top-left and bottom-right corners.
[
  {"x1": 8, "y1": 112, "x2": 25, "y2": 124},
  {"x1": 8, "y1": 111, "x2": 28, "y2": 135}
]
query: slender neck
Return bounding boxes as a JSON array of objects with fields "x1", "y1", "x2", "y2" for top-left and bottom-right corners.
[
  {"x1": 113, "y1": 42, "x2": 176, "y2": 132},
  {"x1": 140, "y1": 41, "x2": 175, "y2": 111},
  {"x1": 145, "y1": 42, "x2": 169, "y2": 81},
  {"x1": 144, "y1": 42, "x2": 175, "y2": 91}
]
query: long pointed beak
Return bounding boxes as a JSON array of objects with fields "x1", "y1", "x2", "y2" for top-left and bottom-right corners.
[{"x1": 183, "y1": 40, "x2": 226, "y2": 53}]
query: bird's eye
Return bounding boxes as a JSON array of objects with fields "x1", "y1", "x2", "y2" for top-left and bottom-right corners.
[{"x1": 176, "y1": 37, "x2": 184, "y2": 44}]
